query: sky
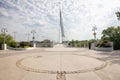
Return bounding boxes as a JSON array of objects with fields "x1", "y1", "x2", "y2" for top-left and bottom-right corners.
[{"x1": 0, "y1": 0, "x2": 120, "y2": 42}]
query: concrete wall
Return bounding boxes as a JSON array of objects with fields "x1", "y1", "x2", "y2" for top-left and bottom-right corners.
[
  {"x1": 95, "y1": 47, "x2": 113, "y2": 52},
  {"x1": 93, "y1": 42, "x2": 113, "y2": 51}
]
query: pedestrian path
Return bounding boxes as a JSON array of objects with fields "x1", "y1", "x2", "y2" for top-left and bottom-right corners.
[{"x1": 0, "y1": 46, "x2": 120, "y2": 80}]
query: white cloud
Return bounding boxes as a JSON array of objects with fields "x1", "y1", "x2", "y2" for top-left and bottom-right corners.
[
  {"x1": 0, "y1": 0, "x2": 120, "y2": 42},
  {"x1": 0, "y1": 8, "x2": 9, "y2": 17}
]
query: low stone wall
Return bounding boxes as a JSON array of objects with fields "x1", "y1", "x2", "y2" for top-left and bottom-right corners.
[
  {"x1": 95, "y1": 47, "x2": 113, "y2": 52},
  {"x1": 91, "y1": 42, "x2": 113, "y2": 51},
  {"x1": 7, "y1": 47, "x2": 35, "y2": 51}
]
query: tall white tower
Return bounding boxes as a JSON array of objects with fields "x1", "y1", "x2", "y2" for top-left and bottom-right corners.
[{"x1": 59, "y1": 9, "x2": 65, "y2": 43}]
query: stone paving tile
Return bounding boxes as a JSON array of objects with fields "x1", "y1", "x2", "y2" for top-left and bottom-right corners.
[{"x1": 0, "y1": 46, "x2": 120, "y2": 80}]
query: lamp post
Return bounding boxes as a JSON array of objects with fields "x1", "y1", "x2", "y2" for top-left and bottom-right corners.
[
  {"x1": 31, "y1": 30, "x2": 36, "y2": 47},
  {"x1": 115, "y1": 11, "x2": 120, "y2": 20},
  {"x1": 92, "y1": 26, "x2": 97, "y2": 40},
  {"x1": 92, "y1": 26, "x2": 97, "y2": 50},
  {"x1": 1, "y1": 27, "x2": 7, "y2": 50}
]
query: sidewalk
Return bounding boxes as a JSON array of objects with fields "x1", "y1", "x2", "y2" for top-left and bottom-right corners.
[{"x1": 0, "y1": 47, "x2": 120, "y2": 80}]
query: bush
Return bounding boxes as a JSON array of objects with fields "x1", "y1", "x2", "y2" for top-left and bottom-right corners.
[
  {"x1": 20, "y1": 42, "x2": 31, "y2": 48},
  {"x1": 9, "y1": 42, "x2": 18, "y2": 48},
  {"x1": 68, "y1": 40, "x2": 88, "y2": 47},
  {"x1": 40, "y1": 39, "x2": 51, "y2": 43},
  {"x1": 0, "y1": 34, "x2": 17, "y2": 48},
  {"x1": 24, "y1": 46, "x2": 30, "y2": 48}
]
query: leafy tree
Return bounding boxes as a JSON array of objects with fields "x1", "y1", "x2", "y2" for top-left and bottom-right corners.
[
  {"x1": 89, "y1": 39, "x2": 97, "y2": 43},
  {"x1": 80, "y1": 40, "x2": 88, "y2": 47},
  {"x1": 0, "y1": 34, "x2": 17, "y2": 48},
  {"x1": 101, "y1": 26, "x2": 120, "y2": 50},
  {"x1": 68, "y1": 40, "x2": 89, "y2": 47},
  {"x1": 40, "y1": 39, "x2": 51, "y2": 43},
  {"x1": 71, "y1": 40, "x2": 75, "y2": 47}
]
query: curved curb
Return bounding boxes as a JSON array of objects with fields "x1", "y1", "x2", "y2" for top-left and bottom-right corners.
[{"x1": 16, "y1": 55, "x2": 107, "y2": 74}]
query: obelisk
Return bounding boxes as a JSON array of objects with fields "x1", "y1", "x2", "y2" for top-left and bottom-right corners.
[{"x1": 59, "y1": 8, "x2": 65, "y2": 43}]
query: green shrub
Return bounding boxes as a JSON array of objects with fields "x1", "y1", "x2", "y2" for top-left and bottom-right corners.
[
  {"x1": 24, "y1": 46, "x2": 30, "y2": 48},
  {"x1": 20, "y1": 42, "x2": 31, "y2": 47}
]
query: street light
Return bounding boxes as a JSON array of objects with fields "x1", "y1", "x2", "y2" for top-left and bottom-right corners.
[
  {"x1": 92, "y1": 26, "x2": 97, "y2": 40},
  {"x1": 1, "y1": 27, "x2": 7, "y2": 50},
  {"x1": 1, "y1": 27, "x2": 7, "y2": 44},
  {"x1": 31, "y1": 30, "x2": 36, "y2": 47},
  {"x1": 115, "y1": 11, "x2": 120, "y2": 20}
]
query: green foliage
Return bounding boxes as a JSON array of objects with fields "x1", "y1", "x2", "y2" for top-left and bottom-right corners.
[
  {"x1": 38, "y1": 39, "x2": 52, "y2": 47},
  {"x1": 40, "y1": 39, "x2": 51, "y2": 43},
  {"x1": 101, "y1": 26, "x2": 120, "y2": 50},
  {"x1": 24, "y1": 46, "x2": 30, "y2": 48},
  {"x1": 0, "y1": 34, "x2": 17, "y2": 48},
  {"x1": 80, "y1": 40, "x2": 88, "y2": 47},
  {"x1": 19, "y1": 42, "x2": 31, "y2": 47},
  {"x1": 68, "y1": 40, "x2": 88, "y2": 47},
  {"x1": 9, "y1": 41, "x2": 18, "y2": 47},
  {"x1": 89, "y1": 39, "x2": 97, "y2": 43}
]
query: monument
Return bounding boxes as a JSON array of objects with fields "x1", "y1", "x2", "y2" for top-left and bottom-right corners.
[
  {"x1": 54, "y1": 9, "x2": 65, "y2": 48},
  {"x1": 59, "y1": 8, "x2": 65, "y2": 43}
]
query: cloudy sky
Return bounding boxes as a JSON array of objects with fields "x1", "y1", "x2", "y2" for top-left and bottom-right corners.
[{"x1": 0, "y1": 0, "x2": 120, "y2": 42}]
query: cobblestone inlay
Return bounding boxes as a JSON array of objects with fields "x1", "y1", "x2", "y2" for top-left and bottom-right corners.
[
  {"x1": 56, "y1": 71, "x2": 66, "y2": 80},
  {"x1": 16, "y1": 55, "x2": 107, "y2": 74}
]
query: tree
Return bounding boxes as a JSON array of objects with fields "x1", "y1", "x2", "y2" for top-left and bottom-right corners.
[
  {"x1": 101, "y1": 26, "x2": 120, "y2": 50},
  {"x1": 89, "y1": 39, "x2": 98, "y2": 43},
  {"x1": 40, "y1": 39, "x2": 51, "y2": 43},
  {"x1": 0, "y1": 34, "x2": 17, "y2": 48}
]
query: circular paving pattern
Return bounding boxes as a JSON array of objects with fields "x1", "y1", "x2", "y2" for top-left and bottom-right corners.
[{"x1": 16, "y1": 54, "x2": 107, "y2": 74}]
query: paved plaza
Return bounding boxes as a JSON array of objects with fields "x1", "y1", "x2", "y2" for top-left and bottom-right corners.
[{"x1": 0, "y1": 44, "x2": 120, "y2": 80}]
